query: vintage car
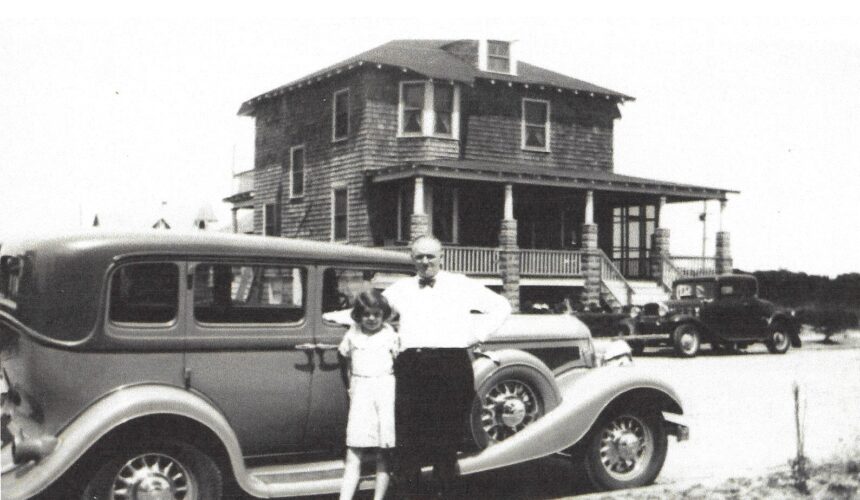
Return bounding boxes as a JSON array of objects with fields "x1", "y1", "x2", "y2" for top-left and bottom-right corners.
[
  {"x1": 620, "y1": 274, "x2": 801, "y2": 357},
  {"x1": 1, "y1": 232, "x2": 687, "y2": 499}
]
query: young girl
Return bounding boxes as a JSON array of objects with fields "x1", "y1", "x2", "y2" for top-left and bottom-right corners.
[{"x1": 337, "y1": 289, "x2": 398, "y2": 500}]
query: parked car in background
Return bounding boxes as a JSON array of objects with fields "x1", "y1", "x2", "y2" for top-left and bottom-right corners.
[
  {"x1": 619, "y1": 274, "x2": 801, "y2": 357},
  {"x1": 1, "y1": 232, "x2": 687, "y2": 499}
]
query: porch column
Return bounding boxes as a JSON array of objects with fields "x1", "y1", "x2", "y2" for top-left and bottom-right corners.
[
  {"x1": 715, "y1": 199, "x2": 733, "y2": 274},
  {"x1": 498, "y1": 184, "x2": 520, "y2": 311},
  {"x1": 231, "y1": 207, "x2": 239, "y2": 234},
  {"x1": 649, "y1": 196, "x2": 670, "y2": 282},
  {"x1": 580, "y1": 190, "x2": 600, "y2": 308},
  {"x1": 409, "y1": 176, "x2": 430, "y2": 241}
]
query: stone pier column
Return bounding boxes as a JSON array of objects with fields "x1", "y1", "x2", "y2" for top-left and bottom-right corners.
[
  {"x1": 498, "y1": 184, "x2": 520, "y2": 310},
  {"x1": 650, "y1": 227, "x2": 671, "y2": 280},
  {"x1": 409, "y1": 176, "x2": 430, "y2": 242},
  {"x1": 715, "y1": 231, "x2": 733, "y2": 274},
  {"x1": 581, "y1": 224, "x2": 601, "y2": 308}
]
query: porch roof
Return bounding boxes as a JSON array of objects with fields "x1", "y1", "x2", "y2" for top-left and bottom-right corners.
[{"x1": 367, "y1": 159, "x2": 737, "y2": 201}]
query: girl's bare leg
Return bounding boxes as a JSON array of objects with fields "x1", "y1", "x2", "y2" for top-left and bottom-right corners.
[
  {"x1": 373, "y1": 449, "x2": 391, "y2": 500},
  {"x1": 339, "y1": 447, "x2": 363, "y2": 500}
]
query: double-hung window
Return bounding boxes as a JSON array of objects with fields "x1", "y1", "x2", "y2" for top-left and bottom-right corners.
[
  {"x1": 522, "y1": 99, "x2": 550, "y2": 151},
  {"x1": 398, "y1": 81, "x2": 459, "y2": 138},
  {"x1": 487, "y1": 40, "x2": 511, "y2": 73},
  {"x1": 290, "y1": 146, "x2": 305, "y2": 198},
  {"x1": 332, "y1": 89, "x2": 349, "y2": 141},
  {"x1": 332, "y1": 187, "x2": 348, "y2": 241}
]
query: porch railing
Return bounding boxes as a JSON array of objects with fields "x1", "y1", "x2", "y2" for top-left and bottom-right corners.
[
  {"x1": 443, "y1": 246, "x2": 500, "y2": 275},
  {"x1": 670, "y1": 256, "x2": 717, "y2": 277},
  {"x1": 232, "y1": 169, "x2": 255, "y2": 195},
  {"x1": 519, "y1": 249, "x2": 583, "y2": 276},
  {"x1": 597, "y1": 250, "x2": 634, "y2": 306},
  {"x1": 659, "y1": 255, "x2": 682, "y2": 292}
]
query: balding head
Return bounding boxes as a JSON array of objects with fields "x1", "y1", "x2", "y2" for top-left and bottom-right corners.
[{"x1": 411, "y1": 235, "x2": 443, "y2": 279}]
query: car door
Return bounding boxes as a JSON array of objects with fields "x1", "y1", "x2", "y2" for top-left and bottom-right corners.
[
  {"x1": 303, "y1": 265, "x2": 413, "y2": 452},
  {"x1": 184, "y1": 260, "x2": 315, "y2": 457},
  {"x1": 712, "y1": 279, "x2": 757, "y2": 340}
]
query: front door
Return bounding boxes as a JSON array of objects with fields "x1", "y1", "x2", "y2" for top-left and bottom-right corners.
[
  {"x1": 612, "y1": 205, "x2": 657, "y2": 279},
  {"x1": 184, "y1": 260, "x2": 314, "y2": 457}
]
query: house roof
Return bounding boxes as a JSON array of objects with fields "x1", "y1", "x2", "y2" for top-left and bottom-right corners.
[
  {"x1": 238, "y1": 40, "x2": 633, "y2": 116},
  {"x1": 368, "y1": 159, "x2": 737, "y2": 202}
]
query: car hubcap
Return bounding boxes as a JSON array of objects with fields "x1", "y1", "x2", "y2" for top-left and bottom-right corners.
[
  {"x1": 680, "y1": 331, "x2": 698, "y2": 353},
  {"x1": 481, "y1": 380, "x2": 540, "y2": 443},
  {"x1": 773, "y1": 331, "x2": 788, "y2": 349},
  {"x1": 110, "y1": 452, "x2": 195, "y2": 500},
  {"x1": 598, "y1": 414, "x2": 654, "y2": 480}
]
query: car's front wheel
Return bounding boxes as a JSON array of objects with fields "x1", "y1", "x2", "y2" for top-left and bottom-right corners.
[
  {"x1": 81, "y1": 440, "x2": 223, "y2": 500},
  {"x1": 581, "y1": 408, "x2": 668, "y2": 491},
  {"x1": 469, "y1": 365, "x2": 559, "y2": 449},
  {"x1": 672, "y1": 324, "x2": 700, "y2": 357},
  {"x1": 766, "y1": 324, "x2": 791, "y2": 354}
]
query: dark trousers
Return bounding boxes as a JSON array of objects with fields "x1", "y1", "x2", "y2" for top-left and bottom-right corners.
[{"x1": 393, "y1": 348, "x2": 474, "y2": 497}]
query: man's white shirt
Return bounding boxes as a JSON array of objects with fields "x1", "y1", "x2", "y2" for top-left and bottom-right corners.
[{"x1": 383, "y1": 271, "x2": 511, "y2": 349}]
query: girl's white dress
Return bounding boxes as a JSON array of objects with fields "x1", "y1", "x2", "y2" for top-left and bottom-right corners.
[{"x1": 338, "y1": 324, "x2": 398, "y2": 448}]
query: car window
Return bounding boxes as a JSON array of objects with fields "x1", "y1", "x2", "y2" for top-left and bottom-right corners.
[
  {"x1": 109, "y1": 263, "x2": 179, "y2": 323},
  {"x1": 674, "y1": 284, "x2": 693, "y2": 299},
  {"x1": 322, "y1": 268, "x2": 413, "y2": 313},
  {"x1": 696, "y1": 282, "x2": 716, "y2": 300},
  {"x1": 193, "y1": 263, "x2": 305, "y2": 324}
]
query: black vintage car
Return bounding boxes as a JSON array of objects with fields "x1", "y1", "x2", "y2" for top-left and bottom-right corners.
[{"x1": 621, "y1": 274, "x2": 801, "y2": 357}]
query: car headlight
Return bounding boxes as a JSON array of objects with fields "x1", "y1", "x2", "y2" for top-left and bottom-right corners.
[{"x1": 598, "y1": 340, "x2": 634, "y2": 367}]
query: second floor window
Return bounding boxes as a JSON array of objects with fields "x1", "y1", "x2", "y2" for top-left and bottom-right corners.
[
  {"x1": 522, "y1": 99, "x2": 550, "y2": 151},
  {"x1": 487, "y1": 40, "x2": 511, "y2": 73},
  {"x1": 332, "y1": 187, "x2": 348, "y2": 241},
  {"x1": 290, "y1": 146, "x2": 305, "y2": 197},
  {"x1": 332, "y1": 89, "x2": 349, "y2": 141},
  {"x1": 399, "y1": 81, "x2": 459, "y2": 138}
]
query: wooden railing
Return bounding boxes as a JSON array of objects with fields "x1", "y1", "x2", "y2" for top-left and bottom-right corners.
[
  {"x1": 659, "y1": 255, "x2": 681, "y2": 292},
  {"x1": 597, "y1": 250, "x2": 634, "y2": 306},
  {"x1": 443, "y1": 246, "x2": 500, "y2": 275},
  {"x1": 670, "y1": 256, "x2": 717, "y2": 277},
  {"x1": 381, "y1": 246, "x2": 500, "y2": 275},
  {"x1": 519, "y1": 249, "x2": 583, "y2": 276},
  {"x1": 232, "y1": 169, "x2": 255, "y2": 195}
]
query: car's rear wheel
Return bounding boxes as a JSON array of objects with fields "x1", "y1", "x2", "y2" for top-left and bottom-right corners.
[
  {"x1": 766, "y1": 325, "x2": 791, "y2": 354},
  {"x1": 672, "y1": 324, "x2": 700, "y2": 357},
  {"x1": 81, "y1": 440, "x2": 222, "y2": 500},
  {"x1": 581, "y1": 408, "x2": 668, "y2": 491},
  {"x1": 469, "y1": 365, "x2": 558, "y2": 449}
]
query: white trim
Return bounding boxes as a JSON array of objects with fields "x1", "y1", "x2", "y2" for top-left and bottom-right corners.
[
  {"x1": 479, "y1": 40, "x2": 517, "y2": 76},
  {"x1": 330, "y1": 185, "x2": 348, "y2": 242},
  {"x1": 398, "y1": 80, "x2": 460, "y2": 140},
  {"x1": 289, "y1": 145, "x2": 306, "y2": 198},
  {"x1": 451, "y1": 187, "x2": 459, "y2": 244},
  {"x1": 331, "y1": 88, "x2": 349, "y2": 142},
  {"x1": 521, "y1": 98, "x2": 551, "y2": 152}
]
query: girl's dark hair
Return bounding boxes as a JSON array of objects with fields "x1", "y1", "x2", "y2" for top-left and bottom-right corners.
[{"x1": 350, "y1": 289, "x2": 392, "y2": 323}]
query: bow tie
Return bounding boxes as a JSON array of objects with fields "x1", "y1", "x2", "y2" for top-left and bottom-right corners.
[{"x1": 418, "y1": 277, "x2": 436, "y2": 289}]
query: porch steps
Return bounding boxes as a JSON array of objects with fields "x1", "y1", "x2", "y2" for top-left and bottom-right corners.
[{"x1": 628, "y1": 280, "x2": 670, "y2": 306}]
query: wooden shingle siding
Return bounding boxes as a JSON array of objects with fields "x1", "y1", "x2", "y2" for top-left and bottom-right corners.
[{"x1": 462, "y1": 83, "x2": 616, "y2": 171}]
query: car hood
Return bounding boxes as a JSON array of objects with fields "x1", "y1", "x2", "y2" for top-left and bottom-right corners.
[{"x1": 487, "y1": 314, "x2": 591, "y2": 342}]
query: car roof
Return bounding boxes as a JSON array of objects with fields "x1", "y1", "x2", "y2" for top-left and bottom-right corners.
[{"x1": 1, "y1": 230, "x2": 414, "y2": 266}]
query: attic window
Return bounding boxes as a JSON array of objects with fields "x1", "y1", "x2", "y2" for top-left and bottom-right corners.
[{"x1": 487, "y1": 40, "x2": 511, "y2": 73}]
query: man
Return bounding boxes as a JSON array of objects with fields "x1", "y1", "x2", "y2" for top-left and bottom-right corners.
[{"x1": 384, "y1": 235, "x2": 511, "y2": 497}]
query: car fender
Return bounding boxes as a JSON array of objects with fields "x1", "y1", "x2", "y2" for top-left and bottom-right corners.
[
  {"x1": 769, "y1": 313, "x2": 802, "y2": 346},
  {"x1": 472, "y1": 348, "x2": 561, "y2": 412},
  {"x1": 2, "y1": 384, "x2": 261, "y2": 500},
  {"x1": 458, "y1": 365, "x2": 683, "y2": 476}
]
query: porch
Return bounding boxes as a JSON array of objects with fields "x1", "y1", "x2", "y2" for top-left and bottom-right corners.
[{"x1": 368, "y1": 159, "x2": 735, "y2": 310}]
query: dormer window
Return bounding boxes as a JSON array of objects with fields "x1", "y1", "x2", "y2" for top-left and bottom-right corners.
[
  {"x1": 398, "y1": 81, "x2": 460, "y2": 138},
  {"x1": 522, "y1": 98, "x2": 550, "y2": 151},
  {"x1": 479, "y1": 39, "x2": 517, "y2": 75},
  {"x1": 487, "y1": 40, "x2": 511, "y2": 73}
]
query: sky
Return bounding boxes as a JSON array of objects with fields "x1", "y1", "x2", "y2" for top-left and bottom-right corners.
[{"x1": 1, "y1": 2, "x2": 858, "y2": 277}]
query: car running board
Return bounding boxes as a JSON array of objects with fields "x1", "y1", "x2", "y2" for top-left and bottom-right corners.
[{"x1": 248, "y1": 459, "x2": 375, "y2": 497}]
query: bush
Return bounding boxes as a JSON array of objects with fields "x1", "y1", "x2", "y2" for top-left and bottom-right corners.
[{"x1": 795, "y1": 307, "x2": 859, "y2": 339}]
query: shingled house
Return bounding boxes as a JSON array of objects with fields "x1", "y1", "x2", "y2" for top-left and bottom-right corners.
[{"x1": 227, "y1": 39, "x2": 736, "y2": 311}]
